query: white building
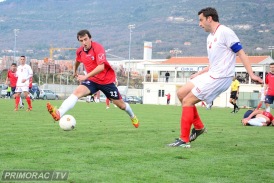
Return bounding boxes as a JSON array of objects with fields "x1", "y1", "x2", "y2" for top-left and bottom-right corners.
[{"x1": 142, "y1": 56, "x2": 274, "y2": 107}]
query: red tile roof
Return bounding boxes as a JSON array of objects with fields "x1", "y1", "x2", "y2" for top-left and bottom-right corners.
[{"x1": 162, "y1": 56, "x2": 269, "y2": 65}]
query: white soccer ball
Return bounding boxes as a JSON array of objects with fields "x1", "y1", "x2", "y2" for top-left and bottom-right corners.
[{"x1": 59, "y1": 115, "x2": 76, "y2": 131}]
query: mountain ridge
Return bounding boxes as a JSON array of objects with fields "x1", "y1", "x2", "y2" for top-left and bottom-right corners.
[{"x1": 0, "y1": 0, "x2": 273, "y2": 59}]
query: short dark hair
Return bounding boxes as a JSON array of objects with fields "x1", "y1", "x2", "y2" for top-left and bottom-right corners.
[
  {"x1": 198, "y1": 7, "x2": 219, "y2": 22},
  {"x1": 270, "y1": 62, "x2": 274, "y2": 66},
  {"x1": 77, "y1": 29, "x2": 92, "y2": 41},
  {"x1": 11, "y1": 63, "x2": 17, "y2": 66},
  {"x1": 20, "y1": 55, "x2": 26, "y2": 58}
]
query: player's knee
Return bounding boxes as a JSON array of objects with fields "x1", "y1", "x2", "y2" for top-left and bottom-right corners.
[
  {"x1": 113, "y1": 100, "x2": 126, "y2": 110},
  {"x1": 177, "y1": 90, "x2": 185, "y2": 101}
]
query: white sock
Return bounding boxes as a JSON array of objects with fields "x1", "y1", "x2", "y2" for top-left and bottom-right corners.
[
  {"x1": 86, "y1": 95, "x2": 91, "y2": 102},
  {"x1": 19, "y1": 97, "x2": 23, "y2": 106},
  {"x1": 58, "y1": 94, "x2": 78, "y2": 117},
  {"x1": 266, "y1": 107, "x2": 271, "y2": 112},
  {"x1": 248, "y1": 119, "x2": 263, "y2": 126},
  {"x1": 125, "y1": 103, "x2": 135, "y2": 118}
]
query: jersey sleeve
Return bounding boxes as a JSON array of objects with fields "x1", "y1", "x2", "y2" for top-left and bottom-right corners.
[
  {"x1": 76, "y1": 47, "x2": 83, "y2": 62},
  {"x1": 223, "y1": 27, "x2": 242, "y2": 52}
]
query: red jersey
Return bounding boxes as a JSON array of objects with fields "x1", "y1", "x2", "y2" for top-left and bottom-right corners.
[
  {"x1": 262, "y1": 111, "x2": 273, "y2": 121},
  {"x1": 7, "y1": 70, "x2": 18, "y2": 87},
  {"x1": 166, "y1": 93, "x2": 171, "y2": 100},
  {"x1": 76, "y1": 42, "x2": 115, "y2": 85},
  {"x1": 265, "y1": 73, "x2": 274, "y2": 95}
]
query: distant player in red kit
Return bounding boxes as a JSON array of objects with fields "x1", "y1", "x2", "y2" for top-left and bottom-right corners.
[
  {"x1": 264, "y1": 63, "x2": 274, "y2": 112},
  {"x1": 165, "y1": 93, "x2": 171, "y2": 105},
  {"x1": 242, "y1": 109, "x2": 273, "y2": 126},
  {"x1": 5, "y1": 63, "x2": 24, "y2": 109},
  {"x1": 47, "y1": 29, "x2": 139, "y2": 128}
]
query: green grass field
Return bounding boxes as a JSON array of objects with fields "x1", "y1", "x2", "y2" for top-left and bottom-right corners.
[{"x1": 1, "y1": 99, "x2": 274, "y2": 183}]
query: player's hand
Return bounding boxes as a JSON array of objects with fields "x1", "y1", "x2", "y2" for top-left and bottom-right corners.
[
  {"x1": 190, "y1": 72, "x2": 199, "y2": 79},
  {"x1": 22, "y1": 79, "x2": 26, "y2": 83},
  {"x1": 242, "y1": 118, "x2": 249, "y2": 125},
  {"x1": 73, "y1": 72, "x2": 78, "y2": 78},
  {"x1": 76, "y1": 75, "x2": 87, "y2": 82},
  {"x1": 250, "y1": 74, "x2": 263, "y2": 84}
]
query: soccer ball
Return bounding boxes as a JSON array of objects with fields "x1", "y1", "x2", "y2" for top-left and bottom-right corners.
[{"x1": 59, "y1": 115, "x2": 76, "y2": 131}]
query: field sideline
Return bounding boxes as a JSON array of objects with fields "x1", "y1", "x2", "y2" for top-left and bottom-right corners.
[{"x1": 0, "y1": 99, "x2": 274, "y2": 183}]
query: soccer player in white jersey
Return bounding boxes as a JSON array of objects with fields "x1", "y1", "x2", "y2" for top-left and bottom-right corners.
[
  {"x1": 168, "y1": 7, "x2": 263, "y2": 148},
  {"x1": 14, "y1": 56, "x2": 33, "y2": 111}
]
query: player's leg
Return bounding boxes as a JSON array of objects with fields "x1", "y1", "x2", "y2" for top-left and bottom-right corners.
[
  {"x1": 106, "y1": 98, "x2": 110, "y2": 109},
  {"x1": 19, "y1": 96, "x2": 24, "y2": 109},
  {"x1": 28, "y1": 90, "x2": 34, "y2": 101},
  {"x1": 177, "y1": 82, "x2": 194, "y2": 102},
  {"x1": 47, "y1": 85, "x2": 91, "y2": 121},
  {"x1": 169, "y1": 74, "x2": 232, "y2": 147},
  {"x1": 14, "y1": 87, "x2": 23, "y2": 111},
  {"x1": 246, "y1": 117, "x2": 266, "y2": 126},
  {"x1": 100, "y1": 83, "x2": 139, "y2": 128},
  {"x1": 190, "y1": 106, "x2": 207, "y2": 142},
  {"x1": 256, "y1": 101, "x2": 263, "y2": 110},
  {"x1": 112, "y1": 99, "x2": 139, "y2": 128},
  {"x1": 168, "y1": 81, "x2": 196, "y2": 148},
  {"x1": 264, "y1": 95, "x2": 272, "y2": 112},
  {"x1": 86, "y1": 95, "x2": 91, "y2": 103},
  {"x1": 14, "y1": 93, "x2": 21, "y2": 111},
  {"x1": 23, "y1": 87, "x2": 32, "y2": 111}
]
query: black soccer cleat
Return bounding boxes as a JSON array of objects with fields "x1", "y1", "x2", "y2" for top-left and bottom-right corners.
[
  {"x1": 168, "y1": 138, "x2": 190, "y2": 148},
  {"x1": 190, "y1": 127, "x2": 207, "y2": 142}
]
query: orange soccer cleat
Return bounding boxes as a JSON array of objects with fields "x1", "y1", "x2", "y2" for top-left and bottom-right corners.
[
  {"x1": 131, "y1": 115, "x2": 139, "y2": 128},
  {"x1": 46, "y1": 102, "x2": 60, "y2": 121}
]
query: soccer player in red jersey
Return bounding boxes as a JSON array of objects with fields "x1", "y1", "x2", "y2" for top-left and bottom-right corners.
[
  {"x1": 242, "y1": 109, "x2": 273, "y2": 126},
  {"x1": 165, "y1": 93, "x2": 171, "y2": 105},
  {"x1": 264, "y1": 63, "x2": 274, "y2": 112},
  {"x1": 47, "y1": 29, "x2": 139, "y2": 128},
  {"x1": 5, "y1": 63, "x2": 24, "y2": 109}
]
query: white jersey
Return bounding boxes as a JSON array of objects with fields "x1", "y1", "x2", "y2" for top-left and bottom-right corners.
[
  {"x1": 16, "y1": 64, "x2": 33, "y2": 87},
  {"x1": 207, "y1": 25, "x2": 241, "y2": 78}
]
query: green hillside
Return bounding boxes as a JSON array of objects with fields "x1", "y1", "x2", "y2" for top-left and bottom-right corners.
[{"x1": 0, "y1": 0, "x2": 273, "y2": 59}]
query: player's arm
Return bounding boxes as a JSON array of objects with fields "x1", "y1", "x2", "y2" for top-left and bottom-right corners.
[
  {"x1": 22, "y1": 66, "x2": 33, "y2": 83},
  {"x1": 190, "y1": 66, "x2": 209, "y2": 79},
  {"x1": 246, "y1": 109, "x2": 262, "y2": 120},
  {"x1": 237, "y1": 50, "x2": 262, "y2": 83},
  {"x1": 73, "y1": 61, "x2": 81, "y2": 77},
  {"x1": 76, "y1": 64, "x2": 104, "y2": 82},
  {"x1": 85, "y1": 64, "x2": 104, "y2": 79},
  {"x1": 264, "y1": 84, "x2": 268, "y2": 95},
  {"x1": 5, "y1": 75, "x2": 9, "y2": 85}
]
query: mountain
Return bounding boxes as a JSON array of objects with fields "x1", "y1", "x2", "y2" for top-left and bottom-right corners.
[{"x1": 0, "y1": 0, "x2": 274, "y2": 59}]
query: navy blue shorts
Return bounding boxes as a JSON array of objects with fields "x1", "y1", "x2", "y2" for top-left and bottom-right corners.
[
  {"x1": 11, "y1": 87, "x2": 16, "y2": 95},
  {"x1": 265, "y1": 95, "x2": 274, "y2": 104},
  {"x1": 243, "y1": 110, "x2": 255, "y2": 119},
  {"x1": 81, "y1": 80, "x2": 121, "y2": 100}
]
